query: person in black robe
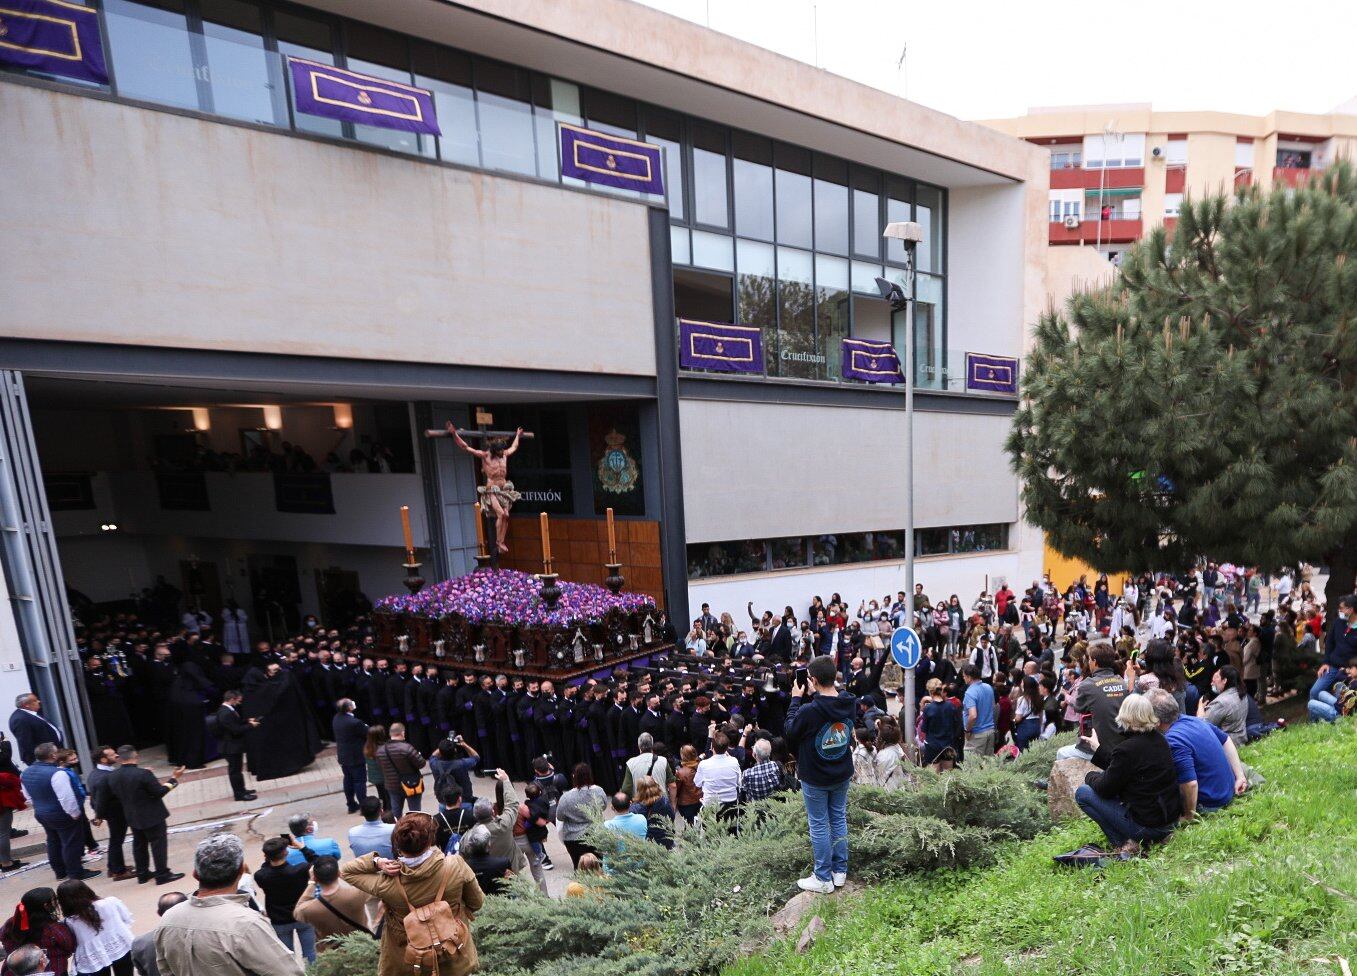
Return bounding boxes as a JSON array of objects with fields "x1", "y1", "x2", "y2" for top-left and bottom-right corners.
[
  {"x1": 490, "y1": 675, "x2": 513, "y2": 777},
  {"x1": 84, "y1": 656, "x2": 135, "y2": 749},
  {"x1": 534, "y1": 682, "x2": 563, "y2": 767},
  {"x1": 352, "y1": 659, "x2": 375, "y2": 723},
  {"x1": 516, "y1": 683, "x2": 541, "y2": 772},
  {"x1": 472, "y1": 676, "x2": 497, "y2": 773},
  {"x1": 605, "y1": 689, "x2": 628, "y2": 788},
  {"x1": 147, "y1": 645, "x2": 177, "y2": 749},
  {"x1": 386, "y1": 661, "x2": 410, "y2": 729},
  {"x1": 123, "y1": 642, "x2": 160, "y2": 747},
  {"x1": 587, "y1": 686, "x2": 615, "y2": 792},
  {"x1": 416, "y1": 668, "x2": 439, "y2": 758},
  {"x1": 368, "y1": 659, "x2": 391, "y2": 727},
  {"x1": 166, "y1": 650, "x2": 217, "y2": 768},
  {"x1": 210, "y1": 651, "x2": 246, "y2": 695},
  {"x1": 567, "y1": 684, "x2": 591, "y2": 772},
  {"x1": 241, "y1": 662, "x2": 321, "y2": 779},
  {"x1": 402, "y1": 665, "x2": 429, "y2": 756},
  {"x1": 435, "y1": 671, "x2": 458, "y2": 746},
  {"x1": 453, "y1": 673, "x2": 479, "y2": 759},
  {"x1": 504, "y1": 679, "x2": 527, "y2": 779},
  {"x1": 622, "y1": 694, "x2": 644, "y2": 758}
]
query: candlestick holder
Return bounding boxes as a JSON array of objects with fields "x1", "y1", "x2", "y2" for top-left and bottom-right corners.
[
  {"x1": 537, "y1": 572, "x2": 562, "y2": 611},
  {"x1": 474, "y1": 551, "x2": 494, "y2": 569},
  {"x1": 604, "y1": 562, "x2": 625, "y2": 595},
  {"x1": 402, "y1": 560, "x2": 426, "y2": 595}
]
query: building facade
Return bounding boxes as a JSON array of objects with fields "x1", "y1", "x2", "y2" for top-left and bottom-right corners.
[
  {"x1": 0, "y1": 0, "x2": 1046, "y2": 748},
  {"x1": 985, "y1": 102, "x2": 1357, "y2": 261}
]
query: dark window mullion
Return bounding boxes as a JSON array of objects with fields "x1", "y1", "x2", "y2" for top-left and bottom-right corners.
[{"x1": 184, "y1": 0, "x2": 214, "y2": 115}]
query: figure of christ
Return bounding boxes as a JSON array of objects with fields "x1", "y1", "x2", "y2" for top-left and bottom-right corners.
[{"x1": 448, "y1": 422, "x2": 523, "y2": 554}]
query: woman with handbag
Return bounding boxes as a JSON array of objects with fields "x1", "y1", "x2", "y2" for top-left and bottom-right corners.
[{"x1": 341, "y1": 813, "x2": 484, "y2": 976}]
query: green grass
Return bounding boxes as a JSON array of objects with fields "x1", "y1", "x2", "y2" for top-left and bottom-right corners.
[{"x1": 726, "y1": 723, "x2": 1357, "y2": 976}]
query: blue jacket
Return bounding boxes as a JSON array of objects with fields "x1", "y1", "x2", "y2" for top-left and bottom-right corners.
[
  {"x1": 783, "y1": 693, "x2": 857, "y2": 788},
  {"x1": 1324, "y1": 620, "x2": 1357, "y2": 669}
]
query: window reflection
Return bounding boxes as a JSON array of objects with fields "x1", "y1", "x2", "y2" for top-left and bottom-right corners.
[
  {"x1": 691, "y1": 123, "x2": 729, "y2": 228},
  {"x1": 813, "y1": 156, "x2": 848, "y2": 255},
  {"x1": 646, "y1": 111, "x2": 685, "y2": 222},
  {"x1": 104, "y1": 0, "x2": 198, "y2": 111},
  {"x1": 345, "y1": 25, "x2": 419, "y2": 156},
  {"x1": 736, "y1": 239, "x2": 776, "y2": 370},
  {"x1": 275, "y1": 12, "x2": 340, "y2": 140},
  {"x1": 851, "y1": 168, "x2": 881, "y2": 258},
  {"x1": 732, "y1": 132, "x2": 774, "y2": 241},
  {"x1": 475, "y1": 58, "x2": 536, "y2": 176},
  {"x1": 776, "y1": 246, "x2": 815, "y2": 379},
  {"x1": 815, "y1": 255, "x2": 850, "y2": 381},
  {"x1": 413, "y1": 44, "x2": 477, "y2": 165},
  {"x1": 533, "y1": 75, "x2": 580, "y2": 183},
  {"x1": 916, "y1": 184, "x2": 942, "y2": 273},
  {"x1": 199, "y1": 0, "x2": 276, "y2": 125},
  {"x1": 774, "y1": 144, "x2": 813, "y2": 248}
]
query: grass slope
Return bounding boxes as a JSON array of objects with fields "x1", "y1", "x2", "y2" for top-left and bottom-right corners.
[{"x1": 727, "y1": 723, "x2": 1357, "y2": 976}]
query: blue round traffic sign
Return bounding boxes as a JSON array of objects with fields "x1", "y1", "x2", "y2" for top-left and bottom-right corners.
[{"x1": 890, "y1": 626, "x2": 922, "y2": 669}]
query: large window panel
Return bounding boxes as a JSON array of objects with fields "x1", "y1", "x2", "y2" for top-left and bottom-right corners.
[
  {"x1": 104, "y1": 0, "x2": 199, "y2": 111},
  {"x1": 674, "y1": 268, "x2": 734, "y2": 324},
  {"x1": 691, "y1": 122, "x2": 730, "y2": 229},
  {"x1": 578, "y1": 87, "x2": 639, "y2": 198},
  {"x1": 199, "y1": 0, "x2": 276, "y2": 125},
  {"x1": 691, "y1": 230, "x2": 734, "y2": 273},
  {"x1": 769, "y1": 536, "x2": 807, "y2": 570},
  {"x1": 851, "y1": 168, "x2": 881, "y2": 258},
  {"x1": 532, "y1": 76, "x2": 580, "y2": 183},
  {"x1": 914, "y1": 273, "x2": 945, "y2": 389},
  {"x1": 776, "y1": 246, "x2": 816, "y2": 379},
  {"x1": 475, "y1": 58, "x2": 536, "y2": 176},
  {"x1": 885, "y1": 176, "x2": 913, "y2": 265},
  {"x1": 275, "y1": 11, "x2": 341, "y2": 139},
  {"x1": 732, "y1": 132, "x2": 774, "y2": 241},
  {"x1": 412, "y1": 43, "x2": 478, "y2": 166},
  {"x1": 645, "y1": 110, "x2": 685, "y2": 222},
  {"x1": 813, "y1": 155, "x2": 849, "y2": 256},
  {"x1": 815, "y1": 254, "x2": 850, "y2": 381},
  {"x1": 736, "y1": 239, "x2": 776, "y2": 369},
  {"x1": 344, "y1": 24, "x2": 419, "y2": 156},
  {"x1": 774, "y1": 144, "x2": 813, "y2": 248},
  {"x1": 916, "y1": 184, "x2": 943, "y2": 274}
]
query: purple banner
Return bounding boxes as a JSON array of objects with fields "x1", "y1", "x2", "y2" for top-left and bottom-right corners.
[
  {"x1": 0, "y1": 0, "x2": 107, "y2": 84},
  {"x1": 287, "y1": 57, "x2": 440, "y2": 135},
  {"x1": 966, "y1": 353, "x2": 1019, "y2": 394},
  {"x1": 560, "y1": 123, "x2": 666, "y2": 195},
  {"x1": 841, "y1": 339, "x2": 903, "y2": 384},
  {"x1": 678, "y1": 319, "x2": 763, "y2": 373}
]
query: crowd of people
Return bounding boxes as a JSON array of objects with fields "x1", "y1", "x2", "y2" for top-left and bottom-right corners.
[{"x1": 1, "y1": 562, "x2": 1353, "y2": 972}]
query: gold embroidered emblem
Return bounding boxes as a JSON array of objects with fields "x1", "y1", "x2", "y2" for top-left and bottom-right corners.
[
  {"x1": 869, "y1": 357, "x2": 878, "y2": 369},
  {"x1": 597, "y1": 430, "x2": 640, "y2": 495},
  {"x1": 714, "y1": 342, "x2": 725, "y2": 355},
  {"x1": 357, "y1": 91, "x2": 373, "y2": 106},
  {"x1": 605, "y1": 154, "x2": 617, "y2": 169},
  {"x1": 0, "y1": 19, "x2": 8, "y2": 37}
]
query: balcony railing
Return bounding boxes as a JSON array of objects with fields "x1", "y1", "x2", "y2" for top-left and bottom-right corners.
[{"x1": 1048, "y1": 215, "x2": 1143, "y2": 245}]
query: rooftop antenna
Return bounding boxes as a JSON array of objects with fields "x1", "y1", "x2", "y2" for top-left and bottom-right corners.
[
  {"x1": 811, "y1": 1, "x2": 819, "y2": 68},
  {"x1": 896, "y1": 41, "x2": 908, "y2": 99}
]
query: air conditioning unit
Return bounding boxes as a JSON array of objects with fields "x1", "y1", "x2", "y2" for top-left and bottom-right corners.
[
  {"x1": 1150, "y1": 146, "x2": 1165, "y2": 160},
  {"x1": 1063, "y1": 215, "x2": 1081, "y2": 229}
]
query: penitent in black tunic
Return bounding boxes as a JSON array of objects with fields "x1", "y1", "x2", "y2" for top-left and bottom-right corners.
[{"x1": 241, "y1": 668, "x2": 322, "y2": 780}]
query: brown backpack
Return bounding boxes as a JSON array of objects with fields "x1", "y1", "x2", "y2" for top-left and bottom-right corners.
[{"x1": 398, "y1": 859, "x2": 470, "y2": 975}]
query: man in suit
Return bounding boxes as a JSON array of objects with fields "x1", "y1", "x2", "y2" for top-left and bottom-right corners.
[
  {"x1": 215, "y1": 690, "x2": 258, "y2": 803},
  {"x1": 108, "y1": 745, "x2": 185, "y2": 884},
  {"x1": 331, "y1": 698, "x2": 368, "y2": 814},
  {"x1": 767, "y1": 617, "x2": 794, "y2": 662},
  {"x1": 8, "y1": 693, "x2": 63, "y2": 765},
  {"x1": 87, "y1": 744, "x2": 134, "y2": 881}
]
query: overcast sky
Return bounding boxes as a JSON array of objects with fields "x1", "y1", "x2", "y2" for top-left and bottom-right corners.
[{"x1": 634, "y1": 0, "x2": 1357, "y2": 121}]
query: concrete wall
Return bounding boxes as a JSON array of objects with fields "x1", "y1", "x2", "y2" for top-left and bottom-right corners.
[
  {"x1": 678, "y1": 399, "x2": 1019, "y2": 543},
  {"x1": 0, "y1": 84, "x2": 657, "y2": 377},
  {"x1": 1044, "y1": 245, "x2": 1117, "y2": 312},
  {"x1": 948, "y1": 182, "x2": 1029, "y2": 360}
]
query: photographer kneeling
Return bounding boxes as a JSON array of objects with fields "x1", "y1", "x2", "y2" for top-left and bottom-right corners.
[{"x1": 1071, "y1": 693, "x2": 1182, "y2": 861}]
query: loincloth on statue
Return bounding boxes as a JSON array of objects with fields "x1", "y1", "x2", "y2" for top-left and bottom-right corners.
[{"x1": 478, "y1": 481, "x2": 522, "y2": 507}]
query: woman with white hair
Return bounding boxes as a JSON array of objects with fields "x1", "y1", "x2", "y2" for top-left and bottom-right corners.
[{"x1": 1072, "y1": 693, "x2": 1182, "y2": 859}]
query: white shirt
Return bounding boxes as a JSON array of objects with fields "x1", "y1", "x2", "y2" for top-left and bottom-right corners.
[
  {"x1": 693, "y1": 753, "x2": 741, "y2": 804},
  {"x1": 1150, "y1": 615, "x2": 1174, "y2": 639},
  {"x1": 22, "y1": 766, "x2": 81, "y2": 819},
  {"x1": 67, "y1": 897, "x2": 134, "y2": 973}
]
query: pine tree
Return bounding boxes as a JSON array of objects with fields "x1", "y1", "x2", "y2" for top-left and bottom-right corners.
[{"x1": 1009, "y1": 161, "x2": 1357, "y2": 611}]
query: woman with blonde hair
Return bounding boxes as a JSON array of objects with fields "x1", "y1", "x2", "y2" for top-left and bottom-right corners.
[
  {"x1": 342, "y1": 812, "x2": 484, "y2": 976},
  {"x1": 1072, "y1": 693, "x2": 1182, "y2": 859},
  {"x1": 631, "y1": 776, "x2": 675, "y2": 849},
  {"x1": 565, "y1": 853, "x2": 603, "y2": 898}
]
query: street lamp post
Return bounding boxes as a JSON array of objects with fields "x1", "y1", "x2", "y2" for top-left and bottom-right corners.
[{"x1": 878, "y1": 219, "x2": 923, "y2": 752}]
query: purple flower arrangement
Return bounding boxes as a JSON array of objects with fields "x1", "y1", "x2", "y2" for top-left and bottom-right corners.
[{"x1": 375, "y1": 568, "x2": 655, "y2": 628}]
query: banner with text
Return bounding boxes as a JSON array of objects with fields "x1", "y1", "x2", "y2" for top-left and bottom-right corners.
[
  {"x1": 0, "y1": 0, "x2": 107, "y2": 84},
  {"x1": 678, "y1": 319, "x2": 764, "y2": 374},
  {"x1": 965, "y1": 353, "x2": 1019, "y2": 394},
  {"x1": 287, "y1": 57, "x2": 441, "y2": 135},
  {"x1": 841, "y1": 338, "x2": 903, "y2": 384}
]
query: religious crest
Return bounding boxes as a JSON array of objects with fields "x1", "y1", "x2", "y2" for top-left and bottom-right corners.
[
  {"x1": 605, "y1": 154, "x2": 617, "y2": 169},
  {"x1": 358, "y1": 91, "x2": 373, "y2": 106},
  {"x1": 714, "y1": 341, "x2": 725, "y2": 354},
  {"x1": 0, "y1": 20, "x2": 9, "y2": 37},
  {"x1": 597, "y1": 429, "x2": 639, "y2": 494},
  {"x1": 869, "y1": 357, "x2": 878, "y2": 369}
]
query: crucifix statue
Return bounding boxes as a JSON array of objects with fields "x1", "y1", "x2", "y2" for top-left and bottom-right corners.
[{"x1": 426, "y1": 414, "x2": 534, "y2": 556}]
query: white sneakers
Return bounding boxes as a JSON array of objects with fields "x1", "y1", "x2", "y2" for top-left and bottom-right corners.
[
  {"x1": 796, "y1": 875, "x2": 834, "y2": 894},
  {"x1": 832, "y1": 872, "x2": 847, "y2": 888}
]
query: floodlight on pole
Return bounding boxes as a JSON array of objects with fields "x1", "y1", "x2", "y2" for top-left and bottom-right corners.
[{"x1": 882, "y1": 220, "x2": 924, "y2": 244}]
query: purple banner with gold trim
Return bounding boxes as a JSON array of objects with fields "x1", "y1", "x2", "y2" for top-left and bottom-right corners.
[
  {"x1": 560, "y1": 123, "x2": 666, "y2": 195},
  {"x1": 965, "y1": 352, "x2": 1019, "y2": 394},
  {"x1": 287, "y1": 57, "x2": 440, "y2": 135},
  {"x1": 678, "y1": 319, "x2": 763, "y2": 374},
  {"x1": 0, "y1": 0, "x2": 107, "y2": 84},
  {"x1": 841, "y1": 338, "x2": 903, "y2": 384}
]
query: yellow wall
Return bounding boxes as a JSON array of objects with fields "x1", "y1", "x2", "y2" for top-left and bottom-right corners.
[{"x1": 1043, "y1": 541, "x2": 1128, "y2": 594}]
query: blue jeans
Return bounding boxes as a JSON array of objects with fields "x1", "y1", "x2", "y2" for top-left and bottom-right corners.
[
  {"x1": 273, "y1": 921, "x2": 317, "y2": 963},
  {"x1": 388, "y1": 787, "x2": 423, "y2": 818},
  {"x1": 37, "y1": 812, "x2": 84, "y2": 879},
  {"x1": 1074, "y1": 784, "x2": 1175, "y2": 848},
  {"x1": 1308, "y1": 691, "x2": 1340, "y2": 723},
  {"x1": 1310, "y1": 667, "x2": 1344, "y2": 703},
  {"x1": 341, "y1": 763, "x2": 367, "y2": 811},
  {"x1": 1013, "y1": 716, "x2": 1042, "y2": 751},
  {"x1": 800, "y1": 779, "x2": 849, "y2": 882}
]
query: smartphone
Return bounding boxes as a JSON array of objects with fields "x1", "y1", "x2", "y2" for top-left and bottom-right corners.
[
  {"x1": 1077, "y1": 713, "x2": 1093, "y2": 737},
  {"x1": 794, "y1": 667, "x2": 809, "y2": 690}
]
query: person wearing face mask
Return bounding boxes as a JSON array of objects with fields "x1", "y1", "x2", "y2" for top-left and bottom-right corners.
[
  {"x1": 1198, "y1": 665, "x2": 1248, "y2": 749},
  {"x1": 1314, "y1": 593, "x2": 1357, "y2": 703}
]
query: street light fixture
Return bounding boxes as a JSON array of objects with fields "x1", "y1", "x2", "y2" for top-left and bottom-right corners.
[{"x1": 882, "y1": 220, "x2": 922, "y2": 752}]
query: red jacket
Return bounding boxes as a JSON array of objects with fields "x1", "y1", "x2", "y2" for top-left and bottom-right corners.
[{"x1": 0, "y1": 772, "x2": 26, "y2": 812}]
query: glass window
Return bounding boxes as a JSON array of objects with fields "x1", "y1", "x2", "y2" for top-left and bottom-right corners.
[
  {"x1": 916, "y1": 527, "x2": 949, "y2": 556},
  {"x1": 885, "y1": 176, "x2": 912, "y2": 265},
  {"x1": 871, "y1": 531, "x2": 905, "y2": 561},
  {"x1": 736, "y1": 239, "x2": 776, "y2": 365},
  {"x1": 815, "y1": 255, "x2": 849, "y2": 381},
  {"x1": 851, "y1": 168, "x2": 881, "y2": 258},
  {"x1": 582, "y1": 88, "x2": 635, "y2": 137},
  {"x1": 275, "y1": 11, "x2": 341, "y2": 139},
  {"x1": 691, "y1": 122, "x2": 729, "y2": 229},
  {"x1": 198, "y1": 0, "x2": 276, "y2": 126},
  {"x1": 774, "y1": 144, "x2": 813, "y2": 248},
  {"x1": 813, "y1": 156, "x2": 849, "y2": 256},
  {"x1": 475, "y1": 58, "x2": 535, "y2": 176},
  {"x1": 732, "y1": 132, "x2": 774, "y2": 241},
  {"x1": 670, "y1": 225, "x2": 691, "y2": 265},
  {"x1": 1164, "y1": 192, "x2": 1183, "y2": 217},
  {"x1": 645, "y1": 110, "x2": 685, "y2": 221},
  {"x1": 412, "y1": 43, "x2": 478, "y2": 166},
  {"x1": 673, "y1": 268, "x2": 734, "y2": 324},
  {"x1": 1235, "y1": 139, "x2": 1254, "y2": 169},
  {"x1": 776, "y1": 246, "x2": 816, "y2": 379},
  {"x1": 691, "y1": 230, "x2": 734, "y2": 273},
  {"x1": 769, "y1": 536, "x2": 807, "y2": 570},
  {"x1": 1277, "y1": 148, "x2": 1312, "y2": 169},
  {"x1": 532, "y1": 75, "x2": 580, "y2": 183},
  {"x1": 686, "y1": 540, "x2": 766, "y2": 579},
  {"x1": 852, "y1": 293, "x2": 892, "y2": 344},
  {"x1": 916, "y1": 184, "x2": 942, "y2": 273},
  {"x1": 104, "y1": 0, "x2": 199, "y2": 111},
  {"x1": 344, "y1": 24, "x2": 419, "y2": 156},
  {"x1": 1050, "y1": 148, "x2": 1082, "y2": 169},
  {"x1": 851, "y1": 261, "x2": 884, "y2": 296},
  {"x1": 814, "y1": 532, "x2": 871, "y2": 566}
]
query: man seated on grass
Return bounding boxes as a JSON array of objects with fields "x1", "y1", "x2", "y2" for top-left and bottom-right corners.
[
  {"x1": 1146, "y1": 688, "x2": 1248, "y2": 819},
  {"x1": 1307, "y1": 655, "x2": 1357, "y2": 723}
]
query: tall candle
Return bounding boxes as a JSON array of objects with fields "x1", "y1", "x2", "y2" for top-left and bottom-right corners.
[
  {"x1": 473, "y1": 502, "x2": 486, "y2": 552},
  {"x1": 539, "y1": 511, "x2": 552, "y2": 564},
  {"x1": 400, "y1": 505, "x2": 414, "y2": 555},
  {"x1": 606, "y1": 507, "x2": 616, "y2": 557}
]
